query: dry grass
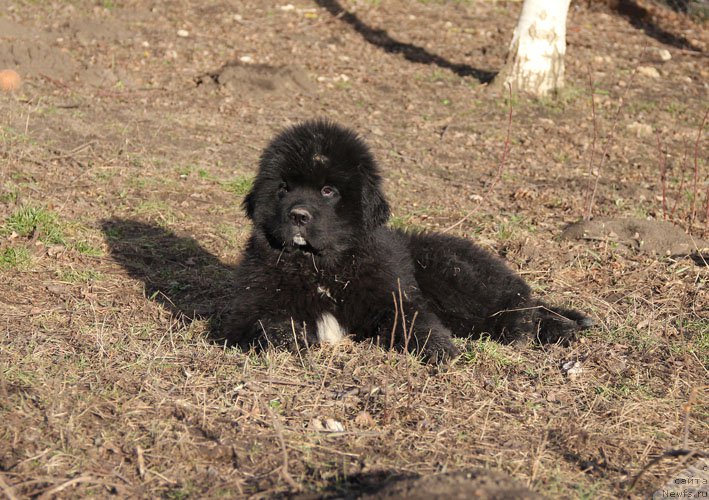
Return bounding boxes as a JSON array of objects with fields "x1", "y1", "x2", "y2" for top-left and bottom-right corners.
[
  {"x1": 1, "y1": 231, "x2": 706, "y2": 497},
  {"x1": 1, "y1": 0, "x2": 707, "y2": 498}
]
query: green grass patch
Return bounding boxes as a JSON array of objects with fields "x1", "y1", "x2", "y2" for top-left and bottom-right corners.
[
  {"x1": 72, "y1": 240, "x2": 103, "y2": 256},
  {"x1": 1, "y1": 206, "x2": 65, "y2": 244},
  {"x1": 2, "y1": 366, "x2": 38, "y2": 387},
  {"x1": 223, "y1": 175, "x2": 253, "y2": 197},
  {"x1": 134, "y1": 200, "x2": 177, "y2": 226},
  {"x1": 389, "y1": 212, "x2": 427, "y2": 232},
  {"x1": 461, "y1": 334, "x2": 521, "y2": 368},
  {"x1": 0, "y1": 189, "x2": 18, "y2": 204},
  {"x1": 0, "y1": 247, "x2": 31, "y2": 269},
  {"x1": 57, "y1": 269, "x2": 104, "y2": 283},
  {"x1": 674, "y1": 320, "x2": 709, "y2": 365},
  {"x1": 496, "y1": 214, "x2": 533, "y2": 241}
]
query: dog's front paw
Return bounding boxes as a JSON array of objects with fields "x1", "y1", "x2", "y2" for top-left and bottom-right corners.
[{"x1": 418, "y1": 332, "x2": 460, "y2": 364}]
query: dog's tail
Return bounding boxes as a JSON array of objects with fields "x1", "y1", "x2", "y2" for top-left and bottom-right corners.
[{"x1": 529, "y1": 302, "x2": 595, "y2": 345}]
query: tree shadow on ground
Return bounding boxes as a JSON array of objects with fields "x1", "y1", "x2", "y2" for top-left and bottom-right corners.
[
  {"x1": 612, "y1": 0, "x2": 702, "y2": 51},
  {"x1": 101, "y1": 218, "x2": 236, "y2": 342},
  {"x1": 313, "y1": 0, "x2": 496, "y2": 83}
]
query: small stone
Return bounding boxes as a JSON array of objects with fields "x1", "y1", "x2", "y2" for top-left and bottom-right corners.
[
  {"x1": 637, "y1": 66, "x2": 660, "y2": 79},
  {"x1": 605, "y1": 357, "x2": 627, "y2": 375},
  {"x1": 354, "y1": 411, "x2": 375, "y2": 428},
  {"x1": 177, "y1": 29, "x2": 189, "y2": 38},
  {"x1": 637, "y1": 319, "x2": 651, "y2": 329},
  {"x1": 239, "y1": 55, "x2": 253, "y2": 63},
  {"x1": 627, "y1": 122, "x2": 653, "y2": 138},
  {"x1": 324, "y1": 418, "x2": 344, "y2": 432},
  {"x1": 47, "y1": 245, "x2": 64, "y2": 257},
  {"x1": 562, "y1": 360, "x2": 585, "y2": 381},
  {"x1": 658, "y1": 49, "x2": 671, "y2": 62}
]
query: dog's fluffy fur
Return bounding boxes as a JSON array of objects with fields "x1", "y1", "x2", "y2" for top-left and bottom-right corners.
[{"x1": 223, "y1": 120, "x2": 592, "y2": 362}]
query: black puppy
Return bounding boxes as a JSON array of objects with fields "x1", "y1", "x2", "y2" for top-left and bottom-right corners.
[{"x1": 222, "y1": 120, "x2": 592, "y2": 362}]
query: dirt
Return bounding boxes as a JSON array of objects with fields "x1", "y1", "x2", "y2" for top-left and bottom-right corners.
[
  {"x1": 561, "y1": 217, "x2": 709, "y2": 255},
  {"x1": 358, "y1": 469, "x2": 537, "y2": 499},
  {"x1": 198, "y1": 63, "x2": 317, "y2": 95},
  {"x1": 0, "y1": 0, "x2": 707, "y2": 498}
]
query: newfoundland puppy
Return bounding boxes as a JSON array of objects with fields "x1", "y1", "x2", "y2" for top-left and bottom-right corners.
[{"x1": 223, "y1": 120, "x2": 592, "y2": 362}]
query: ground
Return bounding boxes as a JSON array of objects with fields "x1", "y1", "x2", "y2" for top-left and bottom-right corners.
[{"x1": 0, "y1": 0, "x2": 707, "y2": 498}]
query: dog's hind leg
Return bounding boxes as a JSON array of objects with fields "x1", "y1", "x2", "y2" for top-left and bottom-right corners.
[{"x1": 407, "y1": 231, "x2": 593, "y2": 344}]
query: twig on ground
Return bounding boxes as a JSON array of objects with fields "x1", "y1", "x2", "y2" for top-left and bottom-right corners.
[
  {"x1": 442, "y1": 82, "x2": 513, "y2": 234},
  {"x1": 291, "y1": 318, "x2": 307, "y2": 370},
  {"x1": 585, "y1": 68, "x2": 599, "y2": 218},
  {"x1": 671, "y1": 138, "x2": 690, "y2": 218},
  {"x1": 135, "y1": 446, "x2": 146, "y2": 479},
  {"x1": 627, "y1": 449, "x2": 708, "y2": 493},
  {"x1": 0, "y1": 472, "x2": 18, "y2": 500},
  {"x1": 312, "y1": 343, "x2": 338, "y2": 411},
  {"x1": 704, "y1": 185, "x2": 709, "y2": 235},
  {"x1": 263, "y1": 398, "x2": 301, "y2": 492},
  {"x1": 585, "y1": 62, "x2": 639, "y2": 220},
  {"x1": 655, "y1": 132, "x2": 668, "y2": 220},
  {"x1": 682, "y1": 385, "x2": 707, "y2": 449},
  {"x1": 37, "y1": 475, "x2": 96, "y2": 499},
  {"x1": 690, "y1": 108, "x2": 708, "y2": 228},
  {"x1": 396, "y1": 278, "x2": 412, "y2": 352},
  {"x1": 389, "y1": 290, "x2": 399, "y2": 351},
  {"x1": 529, "y1": 429, "x2": 549, "y2": 486}
]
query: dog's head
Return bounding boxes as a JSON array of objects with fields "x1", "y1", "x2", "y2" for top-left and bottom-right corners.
[{"x1": 244, "y1": 120, "x2": 390, "y2": 257}]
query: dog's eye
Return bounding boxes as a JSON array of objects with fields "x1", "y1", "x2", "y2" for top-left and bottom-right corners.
[
  {"x1": 278, "y1": 182, "x2": 289, "y2": 195},
  {"x1": 321, "y1": 186, "x2": 337, "y2": 198}
]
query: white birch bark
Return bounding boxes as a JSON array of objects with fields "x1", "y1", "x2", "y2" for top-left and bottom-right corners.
[{"x1": 497, "y1": 0, "x2": 571, "y2": 97}]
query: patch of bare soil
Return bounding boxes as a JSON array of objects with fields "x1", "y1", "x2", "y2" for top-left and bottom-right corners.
[
  {"x1": 198, "y1": 63, "x2": 316, "y2": 95},
  {"x1": 359, "y1": 469, "x2": 537, "y2": 499},
  {"x1": 0, "y1": 0, "x2": 707, "y2": 498},
  {"x1": 562, "y1": 217, "x2": 709, "y2": 256}
]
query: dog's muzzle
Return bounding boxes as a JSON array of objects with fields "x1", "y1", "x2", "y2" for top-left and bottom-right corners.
[{"x1": 289, "y1": 207, "x2": 312, "y2": 227}]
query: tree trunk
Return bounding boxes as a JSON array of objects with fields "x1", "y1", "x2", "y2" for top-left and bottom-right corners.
[{"x1": 495, "y1": 0, "x2": 571, "y2": 97}]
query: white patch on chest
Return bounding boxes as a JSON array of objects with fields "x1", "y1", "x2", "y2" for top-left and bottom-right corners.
[{"x1": 316, "y1": 312, "x2": 346, "y2": 344}]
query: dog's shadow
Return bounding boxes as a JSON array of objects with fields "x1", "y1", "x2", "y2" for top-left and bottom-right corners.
[{"x1": 101, "y1": 219, "x2": 236, "y2": 341}]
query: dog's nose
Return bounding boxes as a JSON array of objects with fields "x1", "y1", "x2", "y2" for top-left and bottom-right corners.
[{"x1": 289, "y1": 207, "x2": 312, "y2": 226}]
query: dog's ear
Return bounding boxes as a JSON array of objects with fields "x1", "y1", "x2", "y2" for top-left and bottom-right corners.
[{"x1": 361, "y1": 173, "x2": 390, "y2": 229}]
